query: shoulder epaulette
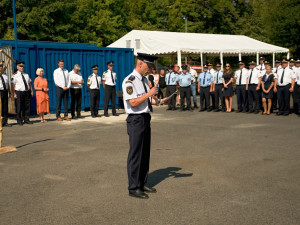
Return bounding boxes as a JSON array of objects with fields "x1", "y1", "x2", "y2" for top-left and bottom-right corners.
[{"x1": 128, "y1": 75, "x2": 135, "y2": 81}]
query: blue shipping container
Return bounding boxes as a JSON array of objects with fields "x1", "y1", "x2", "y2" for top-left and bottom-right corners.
[{"x1": 0, "y1": 40, "x2": 134, "y2": 113}]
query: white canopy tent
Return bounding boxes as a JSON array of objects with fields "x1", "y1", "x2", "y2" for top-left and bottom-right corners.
[{"x1": 108, "y1": 30, "x2": 289, "y2": 70}]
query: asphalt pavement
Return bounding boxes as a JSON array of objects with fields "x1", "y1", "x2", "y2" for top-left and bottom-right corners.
[{"x1": 0, "y1": 102, "x2": 300, "y2": 225}]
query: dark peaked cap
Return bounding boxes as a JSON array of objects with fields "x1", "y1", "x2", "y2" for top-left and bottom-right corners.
[{"x1": 137, "y1": 52, "x2": 158, "y2": 69}]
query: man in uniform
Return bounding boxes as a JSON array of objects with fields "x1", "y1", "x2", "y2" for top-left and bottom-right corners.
[
  {"x1": 247, "y1": 61, "x2": 262, "y2": 113},
  {"x1": 12, "y1": 61, "x2": 33, "y2": 125},
  {"x1": 235, "y1": 61, "x2": 249, "y2": 112},
  {"x1": 275, "y1": 59, "x2": 296, "y2": 116},
  {"x1": 165, "y1": 65, "x2": 178, "y2": 110},
  {"x1": 272, "y1": 59, "x2": 282, "y2": 111},
  {"x1": 197, "y1": 65, "x2": 213, "y2": 112},
  {"x1": 256, "y1": 57, "x2": 266, "y2": 73},
  {"x1": 178, "y1": 65, "x2": 193, "y2": 111},
  {"x1": 87, "y1": 65, "x2": 101, "y2": 118},
  {"x1": 213, "y1": 63, "x2": 223, "y2": 112},
  {"x1": 103, "y1": 61, "x2": 118, "y2": 117},
  {"x1": 289, "y1": 58, "x2": 298, "y2": 113},
  {"x1": 122, "y1": 52, "x2": 166, "y2": 199},
  {"x1": 295, "y1": 59, "x2": 300, "y2": 116},
  {"x1": 53, "y1": 59, "x2": 71, "y2": 121},
  {"x1": 0, "y1": 61, "x2": 12, "y2": 127},
  {"x1": 187, "y1": 64, "x2": 198, "y2": 109},
  {"x1": 69, "y1": 64, "x2": 84, "y2": 119},
  {"x1": 208, "y1": 63, "x2": 216, "y2": 110}
]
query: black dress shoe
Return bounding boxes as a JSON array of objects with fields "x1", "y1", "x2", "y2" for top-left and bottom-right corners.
[
  {"x1": 2, "y1": 123, "x2": 12, "y2": 127},
  {"x1": 213, "y1": 109, "x2": 219, "y2": 112},
  {"x1": 129, "y1": 189, "x2": 149, "y2": 199},
  {"x1": 277, "y1": 112, "x2": 284, "y2": 116},
  {"x1": 207, "y1": 108, "x2": 212, "y2": 112},
  {"x1": 24, "y1": 121, "x2": 33, "y2": 124},
  {"x1": 104, "y1": 114, "x2": 109, "y2": 117},
  {"x1": 166, "y1": 108, "x2": 172, "y2": 111},
  {"x1": 17, "y1": 121, "x2": 23, "y2": 126},
  {"x1": 113, "y1": 114, "x2": 119, "y2": 116},
  {"x1": 143, "y1": 186, "x2": 157, "y2": 193},
  {"x1": 91, "y1": 115, "x2": 96, "y2": 118}
]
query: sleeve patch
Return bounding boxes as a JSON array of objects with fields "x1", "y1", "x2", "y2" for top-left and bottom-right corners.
[
  {"x1": 126, "y1": 86, "x2": 133, "y2": 95},
  {"x1": 125, "y1": 80, "x2": 132, "y2": 84}
]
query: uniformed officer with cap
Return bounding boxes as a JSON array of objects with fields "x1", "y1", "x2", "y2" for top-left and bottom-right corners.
[
  {"x1": 256, "y1": 57, "x2": 266, "y2": 73},
  {"x1": 0, "y1": 60, "x2": 12, "y2": 127},
  {"x1": 197, "y1": 65, "x2": 213, "y2": 112},
  {"x1": 12, "y1": 61, "x2": 33, "y2": 125},
  {"x1": 178, "y1": 65, "x2": 193, "y2": 111},
  {"x1": 275, "y1": 58, "x2": 296, "y2": 116},
  {"x1": 122, "y1": 52, "x2": 167, "y2": 199},
  {"x1": 87, "y1": 65, "x2": 101, "y2": 118},
  {"x1": 295, "y1": 60, "x2": 300, "y2": 116},
  {"x1": 213, "y1": 63, "x2": 224, "y2": 111},
  {"x1": 272, "y1": 59, "x2": 282, "y2": 110},
  {"x1": 289, "y1": 58, "x2": 298, "y2": 113},
  {"x1": 165, "y1": 65, "x2": 178, "y2": 110},
  {"x1": 208, "y1": 63, "x2": 216, "y2": 110},
  {"x1": 103, "y1": 61, "x2": 118, "y2": 117},
  {"x1": 235, "y1": 61, "x2": 249, "y2": 112},
  {"x1": 247, "y1": 61, "x2": 262, "y2": 113}
]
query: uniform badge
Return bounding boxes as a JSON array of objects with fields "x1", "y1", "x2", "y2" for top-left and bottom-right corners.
[{"x1": 126, "y1": 86, "x2": 133, "y2": 95}]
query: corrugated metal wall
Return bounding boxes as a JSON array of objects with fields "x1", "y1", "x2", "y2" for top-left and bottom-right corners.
[{"x1": 0, "y1": 40, "x2": 134, "y2": 113}]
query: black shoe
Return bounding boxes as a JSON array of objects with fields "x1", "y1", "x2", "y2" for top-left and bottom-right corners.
[
  {"x1": 171, "y1": 108, "x2": 176, "y2": 111},
  {"x1": 77, "y1": 115, "x2": 83, "y2": 119},
  {"x1": 213, "y1": 109, "x2": 219, "y2": 112},
  {"x1": 277, "y1": 112, "x2": 284, "y2": 116},
  {"x1": 254, "y1": 111, "x2": 259, "y2": 114},
  {"x1": 283, "y1": 112, "x2": 289, "y2": 116},
  {"x1": 199, "y1": 109, "x2": 205, "y2": 112},
  {"x1": 17, "y1": 121, "x2": 23, "y2": 126},
  {"x1": 72, "y1": 115, "x2": 77, "y2": 119},
  {"x1": 142, "y1": 186, "x2": 157, "y2": 193},
  {"x1": 91, "y1": 115, "x2": 96, "y2": 118},
  {"x1": 248, "y1": 109, "x2": 254, "y2": 113},
  {"x1": 179, "y1": 109, "x2": 184, "y2": 111},
  {"x1": 24, "y1": 120, "x2": 33, "y2": 124},
  {"x1": 2, "y1": 123, "x2": 12, "y2": 127},
  {"x1": 166, "y1": 108, "x2": 172, "y2": 111},
  {"x1": 113, "y1": 114, "x2": 119, "y2": 116},
  {"x1": 104, "y1": 114, "x2": 109, "y2": 117},
  {"x1": 129, "y1": 189, "x2": 149, "y2": 199},
  {"x1": 207, "y1": 108, "x2": 212, "y2": 112}
]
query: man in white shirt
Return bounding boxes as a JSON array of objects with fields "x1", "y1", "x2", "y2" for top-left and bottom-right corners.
[
  {"x1": 53, "y1": 59, "x2": 71, "y2": 121},
  {"x1": 0, "y1": 61, "x2": 12, "y2": 127},
  {"x1": 272, "y1": 60, "x2": 282, "y2": 110},
  {"x1": 188, "y1": 64, "x2": 198, "y2": 109},
  {"x1": 295, "y1": 60, "x2": 300, "y2": 116},
  {"x1": 275, "y1": 58, "x2": 296, "y2": 116},
  {"x1": 213, "y1": 63, "x2": 224, "y2": 111},
  {"x1": 12, "y1": 61, "x2": 33, "y2": 125},
  {"x1": 235, "y1": 61, "x2": 249, "y2": 112},
  {"x1": 69, "y1": 64, "x2": 84, "y2": 119},
  {"x1": 208, "y1": 63, "x2": 216, "y2": 110},
  {"x1": 87, "y1": 65, "x2": 101, "y2": 118},
  {"x1": 256, "y1": 57, "x2": 265, "y2": 74},
  {"x1": 289, "y1": 58, "x2": 298, "y2": 114},
  {"x1": 102, "y1": 61, "x2": 118, "y2": 117},
  {"x1": 247, "y1": 61, "x2": 262, "y2": 113}
]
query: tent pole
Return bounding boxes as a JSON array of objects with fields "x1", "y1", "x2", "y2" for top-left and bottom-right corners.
[
  {"x1": 287, "y1": 51, "x2": 290, "y2": 59},
  {"x1": 200, "y1": 52, "x2": 203, "y2": 72},
  {"x1": 272, "y1": 52, "x2": 275, "y2": 68},
  {"x1": 177, "y1": 50, "x2": 182, "y2": 68},
  {"x1": 239, "y1": 52, "x2": 242, "y2": 61},
  {"x1": 256, "y1": 52, "x2": 259, "y2": 65},
  {"x1": 220, "y1": 52, "x2": 223, "y2": 71}
]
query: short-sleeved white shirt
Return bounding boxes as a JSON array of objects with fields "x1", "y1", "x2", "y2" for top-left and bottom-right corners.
[
  {"x1": 103, "y1": 69, "x2": 117, "y2": 86},
  {"x1": 13, "y1": 71, "x2": 31, "y2": 91},
  {"x1": 87, "y1": 73, "x2": 101, "y2": 89}
]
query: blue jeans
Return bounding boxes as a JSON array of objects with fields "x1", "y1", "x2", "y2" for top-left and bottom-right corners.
[{"x1": 190, "y1": 83, "x2": 198, "y2": 107}]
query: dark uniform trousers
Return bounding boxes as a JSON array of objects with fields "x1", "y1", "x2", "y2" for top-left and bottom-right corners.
[
  {"x1": 126, "y1": 113, "x2": 151, "y2": 192},
  {"x1": 70, "y1": 88, "x2": 82, "y2": 117},
  {"x1": 89, "y1": 89, "x2": 100, "y2": 116},
  {"x1": 214, "y1": 84, "x2": 224, "y2": 109},
  {"x1": 277, "y1": 85, "x2": 290, "y2": 114},
  {"x1": 236, "y1": 85, "x2": 247, "y2": 111},
  {"x1": 248, "y1": 84, "x2": 260, "y2": 112},
  {"x1": 104, "y1": 85, "x2": 116, "y2": 115},
  {"x1": 297, "y1": 84, "x2": 300, "y2": 113},
  {"x1": 210, "y1": 90, "x2": 216, "y2": 109},
  {"x1": 0, "y1": 90, "x2": 9, "y2": 124},
  {"x1": 180, "y1": 86, "x2": 191, "y2": 109},
  {"x1": 292, "y1": 84, "x2": 299, "y2": 113},
  {"x1": 56, "y1": 86, "x2": 69, "y2": 118},
  {"x1": 16, "y1": 90, "x2": 31, "y2": 122},
  {"x1": 200, "y1": 86, "x2": 210, "y2": 110},
  {"x1": 166, "y1": 85, "x2": 177, "y2": 109},
  {"x1": 272, "y1": 92, "x2": 278, "y2": 110}
]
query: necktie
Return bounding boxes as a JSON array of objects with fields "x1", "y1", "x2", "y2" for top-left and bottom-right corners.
[
  {"x1": 21, "y1": 72, "x2": 29, "y2": 91},
  {"x1": 275, "y1": 67, "x2": 278, "y2": 73},
  {"x1": 141, "y1": 77, "x2": 153, "y2": 112},
  {"x1": 216, "y1": 71, "x2": 219, "y2": 84},
  {"x1": 239, "y1": 69, "x2": 242, "y2": 85},
  {"x1": 280, "y1": 68, "x2": 285, "y2": 84},
  {"x1": 168, "y1": 73, "x2": 171, "y2": 85},
  {"x1": 111, "y1": 71, "x2": 114, "y2": 84},
  {"x1": 249, "y1": 69, "x2": 253, "y2": 84},
  {"x1": 260, "y1": 65, "x2": 262, "y2": 71},
  {"x1": 1, "y1": 76, "x2": 6, "y2": 91},
  {"x1": 95, "y1": 74, "x2": 99, "y2": 89},
  {"x1": 62, "y1": 69, "x2": 67, "y2": 87},
  {"x1": 203, "y1": 72, "x2": 206, "y2": 85}
]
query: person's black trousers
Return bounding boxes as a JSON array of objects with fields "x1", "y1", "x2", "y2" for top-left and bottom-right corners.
[
  {"x1": 248, "y1": 84, "x2": 260, "y2": 112},
  {"x1": 56, "y1": 86, "x2": 69, "y2": 118},
  {"x1": 126, "y1": 113, "x2": 151, "y2": 192},
  {"x1": 90, "y1": 89, "x2": 100, "y2": 116},
  {"x1": 236, "y1": 85, "x2": 247, "y2": 111},
  {"x1": 0, "y1": 90, "x2": 9, "y2": 124},
  {"x1": 166, "y1": 85, "x2": 177, "y2": 109},
  {"x1": 200, "y1": 87, "x2": 210, "y2": 110},
  {"x1": 15, "y1": 90, "x2": 31, "y2": 122},
  {"x1": 214, "y1": 84, "x2": 224, "y2": 109},
  {"x1": 277, "y1": 85, "x2": 290, "y2": 114},
  {"x1": 180, "y1": 86, "x2": 191, "y2": 109},
  {"x1": 104, "y1": 85, "x2": 116, "y2": 115},
  {"x1": 292, "y1": 84, "x2": 299, "y2": 114},
  {"x1": 70, "y1": 88, "x2": 82, "y2": 117},
  {"x1": 272, "y1": 92, "x2": 278, "y2": 110},
  {"x1": 210, "y1": 91, "x2": 216, "y2": 109},
  {"x1": 297, "y1": 85, "x2": 300, "y2": 113}
]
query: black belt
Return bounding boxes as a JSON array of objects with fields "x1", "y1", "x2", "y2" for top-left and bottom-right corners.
[
  {"x1": 15, "y1": 90, "x2": 30, "y2": 92},
  {"x1": 215, "y1": 84, "x2": 222, "y2": 86},
  {"x1": 237, "y1": 84, "x2": 246, "y2": 86},
  {"x1": 90, "y1": 89, "x2": 99, "y2": 91},
  {"x1": 278, "y1": 84, "x2": 290, "y2": 88},
  {"x1": 167, "y1": 85, "x2": 176, "y2": 87},
  {"x1": 201, "y1": 86, "x2": 210, "y2": 88},
  {"x1": 180, "y1": 86, "x2": 190, "y2": 88}
]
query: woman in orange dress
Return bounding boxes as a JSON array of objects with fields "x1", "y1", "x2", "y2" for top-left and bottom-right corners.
[{"x1": 34, "y1": 68, "x2": 49, "y2": 122}]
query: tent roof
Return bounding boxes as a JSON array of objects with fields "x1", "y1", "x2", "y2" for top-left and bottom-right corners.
[{"x1": 108, "y1": 30, "x2": 289, "y2": 56}]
